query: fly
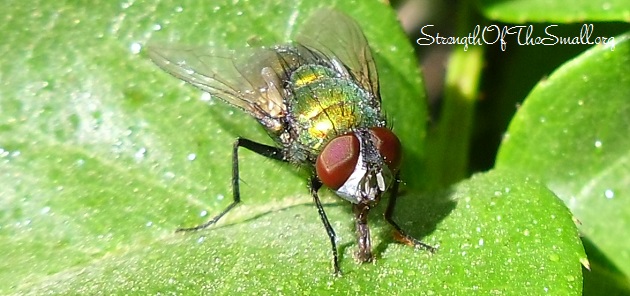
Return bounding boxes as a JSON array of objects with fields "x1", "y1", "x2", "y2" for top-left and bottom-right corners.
[{"x1": 147, "y1": 8, "x2": 435, "y2": 275}]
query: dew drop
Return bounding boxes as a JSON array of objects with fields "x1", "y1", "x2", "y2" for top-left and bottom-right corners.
[
  {"x1": 604, "y1": 189, "x2": 614, "y2": 199},
  {"x1": 200, "y1": 210, "x2": 208, "y2": 217},
  {"x1": 200, "y1": 92, "x2": 212, "y2": 102},
  {"x1": 152, "y1": 23, "x2": 162, "y2": 31},
  {"x1": 134, "y1": 147, "x2": 147, "y2": 160},
  {"x1": 163, "y1": 171, "x2": 175, "y2": 179},
  {"x1": 594, "y1": 140, "x2": 602, "y2": 148},
  {"x1": 130, "y1": 42, "x2": 142, "y2": 54},
  {"x1": 187, "y1": 153, "x2": 196, "y2": 161}
]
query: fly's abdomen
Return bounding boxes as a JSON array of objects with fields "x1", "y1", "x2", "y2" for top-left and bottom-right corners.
[{"x1": 288, "y1": 65, "x2": 383, "y2": 156}]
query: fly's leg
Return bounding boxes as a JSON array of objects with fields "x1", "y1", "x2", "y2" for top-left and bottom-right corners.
[
  {"x1": 353, "y1": 203, "x2": 373, "y2": 263},
  {"x1": 310, "y1": 177, "x2": 341, "y2": 276},
  {"x1": 384, "y1": 173, "x2": 437, "y2": 252},
  {"x1": 176, "y1": 137, "x2": 285, "y2": 232}
]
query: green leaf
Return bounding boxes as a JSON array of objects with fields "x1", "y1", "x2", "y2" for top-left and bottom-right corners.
[
  {"x1": 479, "y1": 0, "x2": 630, "y2": 23},
  {"x1": 496, "y1": 33, "x2": 630, "y2": 280}
]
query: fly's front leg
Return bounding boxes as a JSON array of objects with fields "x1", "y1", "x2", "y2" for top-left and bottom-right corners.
[
  {"x1": 176, "y1": 137, "x2": 285, "y2": 232},
  {"x1": 353, "y1": 203, "x2": 373, "y2": 263},
  {"x1": 384, "y1": 173, "x2": 437, "y2": 252},
  {"x1": 310, "y1": 177, "x2": 341, "y2": 276}
]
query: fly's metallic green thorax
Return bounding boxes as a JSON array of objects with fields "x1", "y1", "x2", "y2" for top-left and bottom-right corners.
[
  {"x1": 290, "y1": 73, "x2": 382, "y2": 151},
  {"x1": 275, "y1": 46, "x2": 385, "y2": 163}
]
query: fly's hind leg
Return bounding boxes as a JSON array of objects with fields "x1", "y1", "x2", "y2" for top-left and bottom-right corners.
[
  {"x1": 176, "y1": 137, "x2": 285, "y2": 232},
  {"x1": 384, "y1": 173, "x2": 437, "y2": 253}
]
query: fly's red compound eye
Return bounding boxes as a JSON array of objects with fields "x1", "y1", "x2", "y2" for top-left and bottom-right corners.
[
  {"x1": 370, "y1": 127, "x2": 402, "y2": 172},
  {"x1": 316, "y1": 134, "x2": 360, "y2": 190}
]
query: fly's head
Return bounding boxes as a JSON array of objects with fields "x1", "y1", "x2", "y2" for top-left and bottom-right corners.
[{"x1": 315, "y1": 127, "x2": 401, "y2": 204}]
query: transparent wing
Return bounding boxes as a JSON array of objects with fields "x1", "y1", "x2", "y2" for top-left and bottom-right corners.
[
  {"x1": 296, "y1": 8, "x2": 380, "y2": 106},
  {"x1": 147, "y1": 44, "x2": 287, "y2": 130}
]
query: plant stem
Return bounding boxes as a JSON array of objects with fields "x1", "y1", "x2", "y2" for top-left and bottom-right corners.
[{"x1": 424, "y1": 1, "x2": 484, "y2": 190}]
